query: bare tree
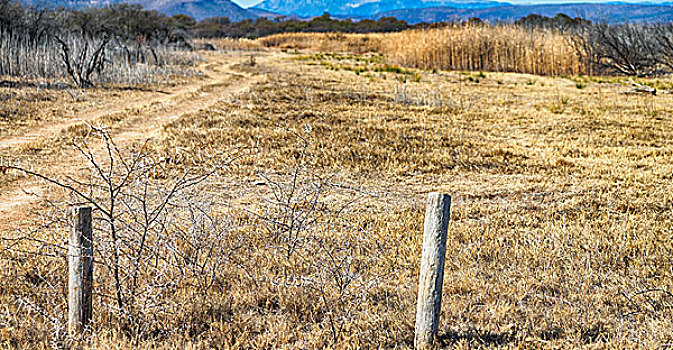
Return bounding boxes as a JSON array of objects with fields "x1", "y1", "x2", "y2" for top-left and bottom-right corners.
[
  {"x1": 591, "y1": 23, "x2": 658, "y2": 76},
  {"x1": 55, "y1": 34, "x2": 111, "y2": 88},
  {"x1": 652, "y1": 23, "x2": 673, "y2": 72}
]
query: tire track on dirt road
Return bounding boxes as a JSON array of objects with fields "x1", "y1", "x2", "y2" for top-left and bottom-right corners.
[{"x1": 0, "y1": 51, "x2": 272, "y2": 226}]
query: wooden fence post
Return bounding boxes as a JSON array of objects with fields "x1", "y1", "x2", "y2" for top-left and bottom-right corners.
[
  {"x1": 414, "y1": 192, "x2": 451, "y2": 349},
  {"x1": 68, "y1": 206, "x2": 93, "y2": 337}
]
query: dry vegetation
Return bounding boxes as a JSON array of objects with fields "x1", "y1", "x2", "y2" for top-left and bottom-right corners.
[
  {"x1": 1, "y1": 34, "x2": 673, "y2": 349},
  {"x1": 379, "y1": 26, "x2": 586, "y2": 76},
  {"x1": 260, "y1": 24, "x2": 673, "y2": 77},
  {"x1": 258, "y1": 26, "x2": 586, "y2": 76},
  {"x1": 0, "y1": 80, "x2": 180, "y2": 140},
  {"x1": 259, "y1": 32, "x2": 383, "y2": 55},
  {"x1": 199, "y1": 37, "x2": 266, "y2": 51}
]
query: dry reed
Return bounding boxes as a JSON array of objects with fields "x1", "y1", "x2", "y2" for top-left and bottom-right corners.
[
  {"x1": 379, "y1": 25, "x2": 586, "y2": 76},
  {"x1": 259, "y1": 25, "x2": 587, "y2": 76}
]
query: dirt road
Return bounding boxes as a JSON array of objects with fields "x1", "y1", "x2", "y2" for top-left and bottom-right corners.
[{"x1": 0, "y1": 51, "x2": 270, "y2": 225}]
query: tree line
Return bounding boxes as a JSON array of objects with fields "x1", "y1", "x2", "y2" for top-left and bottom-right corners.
[{"x1": 192, "y1": 13, "x2": 425, "y2": 38}]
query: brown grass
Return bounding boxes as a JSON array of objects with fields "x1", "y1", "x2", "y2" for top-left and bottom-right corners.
[
  {"x1": 196, "y1": 37, "x2": 267, "y2": 51},
  {"x1": 258, "y1": 32, "x2": 383, "y2": 54},
  {"x1": 260, "y1": 25, "x2": 587, "y2": 76},
  {"x1": 1, "y1": 50, "x2": 672, "y2": 349},
  {"x1": 380, "y1": 25, "x2": 586, "y2": 76}
]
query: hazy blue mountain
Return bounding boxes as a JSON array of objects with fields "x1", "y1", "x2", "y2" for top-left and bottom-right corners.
[
  {"x1": 247, "y1": 6, "x2": 288, "y2": 18},
  {"x1": 253, "y1": 0, "x2": 345, "y2": 17},
  {"x1": 374, "y1": 2, "x2": 673, "y2": 23},
  {"x1": 23, "y1": 0, "x2": 259, "y2": 20},
  {"x1": 351, "y1": 0, "x2": 507, "y2": 16},
  {"x1": 145, "y1": 0, "x2": 257, "y2": 19},
  {"x1": 254, "y1": 0, "x2": 509, "y2": 17}
]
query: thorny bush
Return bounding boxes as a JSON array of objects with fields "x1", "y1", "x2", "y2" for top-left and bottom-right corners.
[{"x1": 0, "y1": 127, "x2": 384, "y2": 347}]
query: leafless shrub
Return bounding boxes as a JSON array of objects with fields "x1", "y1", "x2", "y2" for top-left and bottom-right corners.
[
  {"x1": 55, "y1": 34, "x2": 111, "y2": 88},
  {"x1": 0, "y1": 127, "x2": 385, "y2": 346},
  {"x1": 652, "y1": 23, "x2": 673, "y2": 72},
  {"x1": 568, "y1": 24, "x2": 601, "y2": 76},
  {"x1": 243, "y1": 132, "x2": 382, "y2": 343},
  {"x1": 1, "y1": 126, "x2": 240, "y2": 343}
]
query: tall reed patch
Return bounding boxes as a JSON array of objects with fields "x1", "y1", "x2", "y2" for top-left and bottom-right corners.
[
  {"x1": 380, "y1": 25, "x2": 586, "y2": 76},
  {"x1": 259, "y1": 25, "x2": 587, "y2": 76}
]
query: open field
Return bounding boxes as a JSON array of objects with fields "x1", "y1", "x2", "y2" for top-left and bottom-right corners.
[{"x1": 0, "y1": 39, "x2": 672, "y2": 349}]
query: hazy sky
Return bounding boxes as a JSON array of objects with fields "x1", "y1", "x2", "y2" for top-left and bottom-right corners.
[
  {"x1": 232, "y1": 0, "x2": 262, "y2": 7},
  {"x1": 230, "y1": 0, "x2": 669, "y2": 8}
]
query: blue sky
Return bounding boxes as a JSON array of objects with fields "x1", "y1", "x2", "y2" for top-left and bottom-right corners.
[{"x1": 230, "y1": 0, "x2": 670, "y2": 8}]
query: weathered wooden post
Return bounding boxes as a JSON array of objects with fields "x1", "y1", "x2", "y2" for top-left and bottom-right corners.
[
  {"x1": 414, "y1": 192, "x2": 451, "y2": 349},
  {"x1": 68, "y1": 206, "x2": 93, "y2": 337}
]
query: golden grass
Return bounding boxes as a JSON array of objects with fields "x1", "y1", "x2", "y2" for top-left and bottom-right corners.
[
  {"x1": 196, "y1": 37, "x2": 267, "y2": 51},
  {"x1": 1, "y1": 51, "x2": 673, "y2": 348},
  {"x1": 258, "y1": 32, "x2": 383, "y2": 54},
  {"x1": 162, "y1": 54, "x2": 673, "y2": 348},
  {"x1": 380, "y1": 25, "x2": 586, "y2": 76},
  {"x1": 259, "y1": 25, "x2": 587, "y2": 76}
]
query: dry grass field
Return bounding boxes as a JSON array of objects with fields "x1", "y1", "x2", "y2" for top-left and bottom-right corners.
[
  {"x1": 258, "y1": 26, "x2": 588, "y2": 76},
  {"x1": 0, "y1": 36, "x2": 672, "y2": 349}
]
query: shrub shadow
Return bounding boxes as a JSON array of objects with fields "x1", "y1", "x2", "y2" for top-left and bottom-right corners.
[{"x1": 438, "y1": 328, "x2": 516, "y2": 348}]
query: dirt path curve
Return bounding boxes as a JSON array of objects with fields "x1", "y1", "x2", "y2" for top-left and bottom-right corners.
[
  {"x1": 0, "y1": 53, "x2": 255, "y2": 150},
  {"x1": 0, "y1": 51, "x2": 272, "y2": 225}
]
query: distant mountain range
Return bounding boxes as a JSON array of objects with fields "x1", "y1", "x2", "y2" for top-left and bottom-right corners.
[
  {"x1": 24, "y1": 0, "x2": 257, "y2": 20},
  {"x1": 23, "y1": 0, "x2": 673, "y2": 22},
  {"x1": 254, "y1": 0, "x2": 508, "y2": 18},
  {"x1": 147, "y1": 0, "x2": 253, "y2": 19},
  {"x1": 372, "y1": 2, "x2": 673, "y2": 23}
]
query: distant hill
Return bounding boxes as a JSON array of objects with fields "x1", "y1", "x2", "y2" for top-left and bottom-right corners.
[
  {"x1": 144, "y1": 0, "x2": 256, "y2": 19},
  {"x1": 253, "y1": 0, "x2": 347, "y2": 17},
  {"x1": 254, "y1": 0, "x2": 508, "y2": 17},
  {"x1": 374, "y1": 3, "x2": 673, "y2": 23},
  {"x1": 247, "y1": 7, "x2": 289, "y2": 19},
  {"x1": 351, "y1": 0, "x2": 508, "y2": 16},
  {"x1": 23, "y1": 0, "x2": 261, "y2": 20}
]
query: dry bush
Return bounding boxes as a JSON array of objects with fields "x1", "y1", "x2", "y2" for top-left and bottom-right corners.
[
  {"x1": 1, "y1": 127, "x2": 239, "y2": 345},
  {"x1": 0, "y1": 21, "x2": 200, "y2": 87},
  {"x1": 0, "y1": 126, "x2": 406, "y2": 348},
  {"x1": 0, "y1": 0, "x2": 202, "y2": 87},
  {"x1": 0, "y1": 31, "x2": 201, "y2": 86},
  {"x1": 1, "y1": 33, "x2": 201, "y2": 87}
]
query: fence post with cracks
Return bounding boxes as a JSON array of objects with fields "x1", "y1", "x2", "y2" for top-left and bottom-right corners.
[
  {"x1": 68, "y1": 206, "x2": 93, "y2": 337},
  {"x1": 414, "y1": 192, "x2": 451, "y2": 349}
]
